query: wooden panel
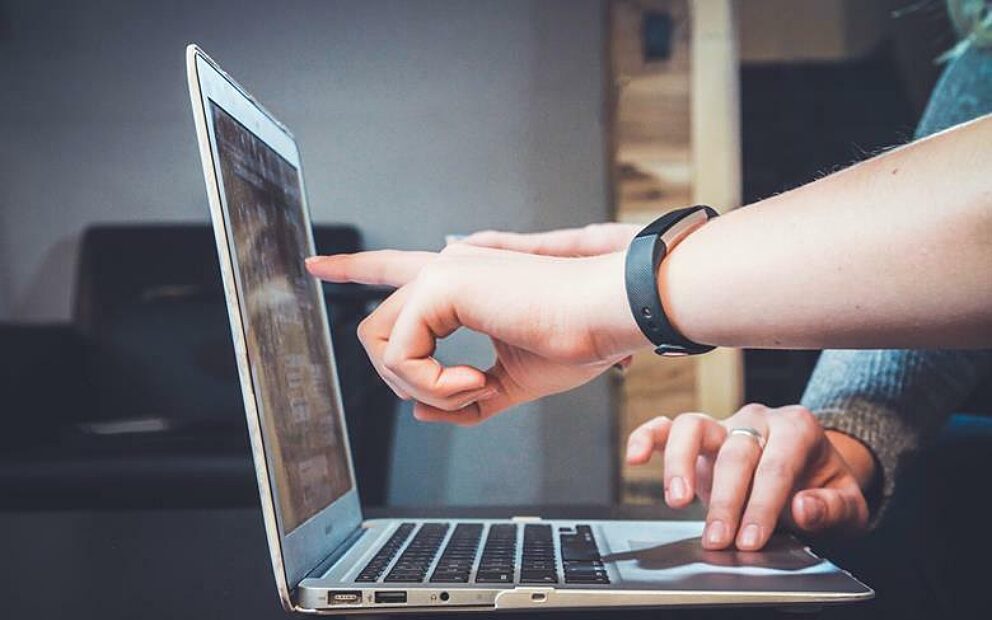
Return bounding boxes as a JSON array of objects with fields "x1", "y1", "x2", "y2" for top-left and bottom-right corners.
[
  {"x1": 612, "y1": 0, "x2": 693, "y2": 225},
  {"x1": 690, "y1": 0, "x2": 744, "y2": 418},
  {"x1": 607, "y1": 0, "x2": 743, "y2": 503}
]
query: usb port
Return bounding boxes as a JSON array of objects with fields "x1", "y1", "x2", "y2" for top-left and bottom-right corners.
[
  {"x1": 328, "y1": 590, "x2": 362, "y2": 605},
  {"x1": 374, "y1": 591, "x2": 407, "y2": 604}
]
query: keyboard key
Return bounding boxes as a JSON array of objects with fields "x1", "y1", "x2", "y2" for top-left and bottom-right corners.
[
  {"x1": 560, "y1": 530, "x2": 601, "y2": 562},
  {"x1": 475, "y1": 571, "x2": 514, "y2": 583},
  {"x1": 520, "y1": 569, "x2": 558, "y2": 584},
  {"x1": 562, "y1": 525, "x2": 610, "y2": 585}
]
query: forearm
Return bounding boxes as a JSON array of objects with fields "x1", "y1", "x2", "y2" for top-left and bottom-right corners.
[{"x1": 662, "y1": 113, "x2": 992, "y2": 349}]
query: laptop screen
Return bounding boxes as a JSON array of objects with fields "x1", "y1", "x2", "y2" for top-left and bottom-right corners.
[{"x1": 210, "y1": 102, "x2": 352, "y2": 534}]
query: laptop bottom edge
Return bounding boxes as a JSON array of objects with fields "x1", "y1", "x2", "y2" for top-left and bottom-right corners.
[{"x1": 294, "y1": 518, "x2": 873, "y2": 614}]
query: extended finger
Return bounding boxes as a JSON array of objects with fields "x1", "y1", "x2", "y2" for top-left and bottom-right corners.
[
  {"x1": 702, "y1": 429, "x2": 765, "y2": 550},
  {"x1": 625, "y1": 416, "x2": 673, "y2": 464},
  {"x1": 737, "y1": 409, "x2": 820, "y2": 550},
  {"x1": 305, "y1": 250, "x2": 436, "y2": 287},
  {"x1": 663, "y1": 414, "x2": 726, "y2": 509}
]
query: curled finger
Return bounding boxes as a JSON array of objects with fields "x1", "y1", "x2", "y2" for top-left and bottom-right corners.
[
  {"x1": 663, "y1": 413, "x2": 726, "y2": 509},
  {"x1": 625, "y1": 416, "x2": 673, "y2": 465}
]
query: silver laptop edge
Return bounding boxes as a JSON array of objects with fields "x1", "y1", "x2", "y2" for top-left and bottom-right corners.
[{"x1": 186, "y1": 44, "x2": 873, "y2": 614}]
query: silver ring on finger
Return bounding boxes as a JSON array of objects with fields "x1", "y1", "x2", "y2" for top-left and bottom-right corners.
[{"x1": 727, "y1": 426, "x2": 766, "y2": 451}]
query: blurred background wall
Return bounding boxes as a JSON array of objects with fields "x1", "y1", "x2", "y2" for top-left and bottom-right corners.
[{"x1": 0, "y1": 0, "x2": 615, "y2": 505}]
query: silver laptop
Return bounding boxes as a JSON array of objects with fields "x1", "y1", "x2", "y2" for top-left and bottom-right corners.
[{"x1": 186, "y1": 44, "x2": 873, "y2": 614}]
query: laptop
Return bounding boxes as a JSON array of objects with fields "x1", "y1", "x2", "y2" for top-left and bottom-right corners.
[{"x1": 185, "y1": 44, "x2": 873, "y2": 614}]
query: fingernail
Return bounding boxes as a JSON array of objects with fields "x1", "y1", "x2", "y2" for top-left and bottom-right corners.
[
  {"x1": 740, "y1": 524, "x2": 761, "y2": 549},
  {"x1": 801, "y1": 496, "x2": 825, "y2": 526},
  {"x1": 304, "y1": 256, "x2": 320, "y2": 264},
  {"x1": 705, "y1": 520, "x2": 727, "y2": 545},
  {"x1": 668, "y1": 476, "x2": 687, "y2": 503}
]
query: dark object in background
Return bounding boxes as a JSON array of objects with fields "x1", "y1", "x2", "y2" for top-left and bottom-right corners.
[
  {"x1": 642, "y1": 11, "x2": 673, "y2": 62},
  {"x1": 0, "y1": 224, "x2": 396, "y2": 509}
]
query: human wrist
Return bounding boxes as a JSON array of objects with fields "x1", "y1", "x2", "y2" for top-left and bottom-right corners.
[
  {"x1": 825, "y1": 430, "x2": 877, "y2": 492},
  {"x1": 585, "y1": 251, "x2": 653, "y2": 359}
]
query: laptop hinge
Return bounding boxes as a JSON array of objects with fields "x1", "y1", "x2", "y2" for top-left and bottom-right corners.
[{"x1": 302, "y1": 526, "x2": 367, "y2": 581}]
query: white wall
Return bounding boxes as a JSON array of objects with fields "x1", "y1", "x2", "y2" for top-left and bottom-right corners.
[{"x1": 0, "y1": 0, "x2": 614, "y2": 504}]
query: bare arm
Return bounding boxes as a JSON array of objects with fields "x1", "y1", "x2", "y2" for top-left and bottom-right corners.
[{"x1": 659, "y1": 113, "x2": 992, "y2": 350}]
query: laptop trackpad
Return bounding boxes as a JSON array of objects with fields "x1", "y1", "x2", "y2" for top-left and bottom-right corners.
[{"x1": 599, "y1": 521, "x2": 846, "y2": 591}]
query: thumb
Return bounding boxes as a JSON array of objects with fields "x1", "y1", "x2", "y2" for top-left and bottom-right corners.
[
  {"x1": 791, "y1": 486, "x2": 869, "y2": 534},
  {"x1": 411, "y1": 361, "x2": 521, "y2": 426}
]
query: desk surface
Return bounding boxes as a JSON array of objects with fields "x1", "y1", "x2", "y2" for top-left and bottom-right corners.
[{"x1": 0, "y1": 504, "x2": 844, "y2": 620}]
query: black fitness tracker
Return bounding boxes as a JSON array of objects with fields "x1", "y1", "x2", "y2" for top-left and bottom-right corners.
[{"x1": 624, "y1": 205, "x2": 719, "y2": 357}]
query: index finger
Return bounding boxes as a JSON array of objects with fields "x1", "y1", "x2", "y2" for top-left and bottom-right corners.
[{"x1": 305, "y1": 250, "x2": 437, "y2": 287}]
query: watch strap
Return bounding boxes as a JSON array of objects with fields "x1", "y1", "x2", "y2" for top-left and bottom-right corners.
[{"x1": 625, "y1": 206, "x2": 718, "y2": 356}]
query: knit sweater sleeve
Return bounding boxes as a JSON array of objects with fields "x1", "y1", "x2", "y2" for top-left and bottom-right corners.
[{"x1": 801, "y1": 350, "x2": 991, "y2": 511}]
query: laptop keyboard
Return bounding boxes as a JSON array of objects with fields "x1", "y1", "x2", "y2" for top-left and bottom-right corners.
[
  {"x1": 355, "y1": 522, "x2": 610, "y2": 586},
  {"x1": 383, "y1": 523, "x2": 449, "y2": 583},
  {"x1": 474, "y1": 523, "x2": 517, "y2": 584},
  {"x1": 430, "y1": 523, "x2": 484, "y2": 583},
  {"x1": 355, "y1": 522, "x2": 416, "y2": 582}
]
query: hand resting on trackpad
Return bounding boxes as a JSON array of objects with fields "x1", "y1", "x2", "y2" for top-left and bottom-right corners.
[{"x1": 605, "y1": 536, "x2": 821, "y2": 572}]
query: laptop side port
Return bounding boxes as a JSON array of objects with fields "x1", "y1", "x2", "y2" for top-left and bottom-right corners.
[
  {"x1": 328, "y1": 590, "x2": 362, "y2": 605},
  {"x1": 374, "y1": 591, "x2": 408, "y2": 604}
]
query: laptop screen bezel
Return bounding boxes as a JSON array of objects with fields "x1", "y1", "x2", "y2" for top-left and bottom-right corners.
[{"x1": 186, "y1": 45, "x2": 363, "y2": 602}]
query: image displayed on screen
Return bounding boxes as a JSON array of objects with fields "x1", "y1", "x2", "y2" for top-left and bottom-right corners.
[{"x1": 210, "y1": 102, "x2": 351, "y2": 533}]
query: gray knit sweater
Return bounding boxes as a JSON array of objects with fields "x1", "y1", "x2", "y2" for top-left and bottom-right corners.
[{"x1": 801, "y1": 45, "x2": 992, "y2": 511}]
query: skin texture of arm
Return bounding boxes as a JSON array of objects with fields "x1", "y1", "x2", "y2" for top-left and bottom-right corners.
[
  {"x1": 464, "y1": 113, "x2": 992, "y2": 353},
  {"x1": 659, "y1": 112, "x2": 992, "y2": 350}
]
